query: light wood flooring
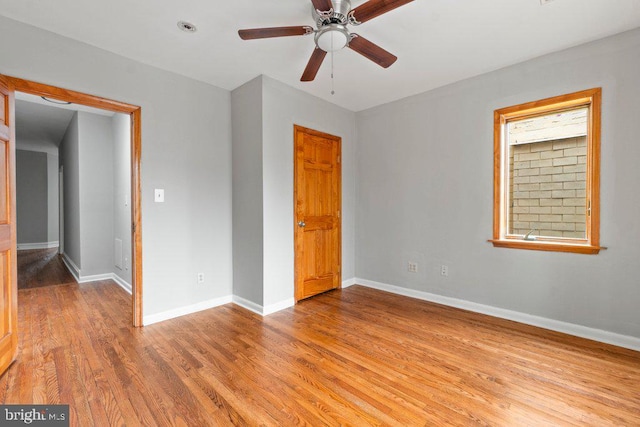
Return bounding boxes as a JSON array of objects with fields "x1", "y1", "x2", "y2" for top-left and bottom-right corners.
[{"x1": 1, "y1": 282, "x2": 639, "y2": 426}]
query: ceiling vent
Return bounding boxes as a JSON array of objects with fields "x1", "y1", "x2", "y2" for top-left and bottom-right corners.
[{"x1": 177, "y1": 21, "x2": 197, "y2": 33}]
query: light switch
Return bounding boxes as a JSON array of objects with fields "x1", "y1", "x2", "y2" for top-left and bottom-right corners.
[{"x1": 154, "y1": 189, "x2": 165, "y2": 203}]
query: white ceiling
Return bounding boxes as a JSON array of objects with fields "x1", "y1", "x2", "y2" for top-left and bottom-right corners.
[
  {"x1": 1, "y1": 0, "x2": 639, "y2": 111},
  {"x1": 15, "y1": 99, "x2": 75, "y2": 148}
]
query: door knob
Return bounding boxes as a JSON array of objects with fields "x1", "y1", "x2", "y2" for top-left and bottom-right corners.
[{"x1": 298, "y1": 221, "x2": 306, "y2": 227}]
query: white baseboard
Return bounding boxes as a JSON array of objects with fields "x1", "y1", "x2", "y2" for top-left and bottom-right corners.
[
  {"x1": 142, "y1": 295, "x2": 291, "y2": 326},
  {"x1": 17, "y1": 241, "x2": 59, "y2": 251},
  {"x1": 235, "y1": 280, "x2": 351, "y2": 315},
  {"x1": 77, "y1": 272, "x2": 114, "y2": 283},
  {"x1": 61, "y1": 253, "x2": 80, "y2": 282},
  {"x1": 232, "y1": 295, "x2": 263, "y2": 316},
  {"x1": 342, "y1": 277, "x2": 357, "y2": 288},
  {"x1": 264, "y1": 298, "x2": 295, "y2": 315},
  {"x1": 355, "y1": 278, "x2": 640, "y2": 352},
  {"x1": 231, "y1": 295, "x2": 295, "y2": 316},
  {"x1": 111, "y1": 274, "x2": 132, "y2": 294},
  {"x1": 143, "y1": 295, "x2": 233, "y2": 326},
  {"x1": 61, "y1": 252, "x2": 132, "y2": 293}
]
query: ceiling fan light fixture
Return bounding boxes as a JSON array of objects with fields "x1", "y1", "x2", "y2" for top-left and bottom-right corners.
[{"x1": 315, "y1": 24, "x2": 349, "y2": 52}]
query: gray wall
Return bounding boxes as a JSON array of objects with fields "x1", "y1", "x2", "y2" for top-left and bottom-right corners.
[
  {"x1": 261, "y1": 76, "x2": 356, "y2": 307},
  {"x1": 112, "y1": 113, "x2": 132, "y2": 285},
  {"x1": 231, "y1": 76, "x2": 264, "y2": 304},
  {"x1": 60, "y1": 113, "x2": 81, "y2": 267},
  {"x1": 230, "y1": 76, "x2": 356, "y2": 309},
  {"x1": 16, "y1": 148, "x2": 59, "y2": 247},
  {"x1": 78, "y1": 111, "x2": 114, "y2": 277},
  {"x1": 0, "y1": 15, "x2": 233, "y2": 318},
  {"x1": 355, "y1": 28, "x2": 640, "y2": 338},
  {"x1": 16, "y1": 150, "x2": 47, "y2": 244},
  {"x1": 59, "y1": 110, "x2": 131, "y2": 282},
  {"x1": 46, "y1": 153, "x2": 59, "y2": 243}
]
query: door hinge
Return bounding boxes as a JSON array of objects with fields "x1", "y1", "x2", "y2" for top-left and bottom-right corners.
[
  {"x1": 587, "y1": 200, "x2": 591, "y2": 217},
  {"x1": 132, "y1": 222, "x2": 136, "y2": 233}
]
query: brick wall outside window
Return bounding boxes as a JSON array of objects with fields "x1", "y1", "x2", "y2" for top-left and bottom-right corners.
[{"x1": 508, "y1": 136, "x2": 587, "y2": 239}]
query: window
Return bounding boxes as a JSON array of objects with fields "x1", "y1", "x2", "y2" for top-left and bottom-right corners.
[{"x1": 492, "y1": 88, "x2": 602, "y2": 254}]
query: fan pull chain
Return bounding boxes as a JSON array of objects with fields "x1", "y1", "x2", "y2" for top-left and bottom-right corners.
[
  {"x1": 331, "y1": 50, "x2": 335, "y2": 95},
  {"x1": 331, "y1": 34, "x2": 335, "y2": 95}
]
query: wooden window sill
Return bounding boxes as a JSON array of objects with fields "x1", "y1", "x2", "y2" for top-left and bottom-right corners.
[{"x1": 489, "y1": 239, "x2": 604, "y2": 254}]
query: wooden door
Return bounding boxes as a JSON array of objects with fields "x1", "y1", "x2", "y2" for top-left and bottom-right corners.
[
  {"x1": 0, "y1": 75, "x2": 18, "y2": 376},
  {"x1": 294, "y1": 125, "x2": 341, "y2": 301}
]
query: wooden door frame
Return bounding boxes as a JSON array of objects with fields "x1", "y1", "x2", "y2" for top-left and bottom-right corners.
[
  {"x1": 4, "y1": 75, "x2": 143, "y2": 327},
  {"x1": 0, "y1": 74, "x2": 18, "y2": 375},
  {"x1": 293, "y1": 124, "x2": 342, "y2": 302}
]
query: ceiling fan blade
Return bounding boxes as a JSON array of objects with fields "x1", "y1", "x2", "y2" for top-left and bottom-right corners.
[
  {"x1": 310, "y1": 0, "x2": 334, "y2": 12},
  {"x1": 348, "y1": 34, "x2": 397, "y2": 68},
  {"x1": 301, "y1": 48, "x2": 327, "y2": 82},
  {"x1": 350, "y1": 0, "x2": 414, "y2": 24},
  {"x1": 238, "y1": 26, "x2": 313, "y2": 40}
]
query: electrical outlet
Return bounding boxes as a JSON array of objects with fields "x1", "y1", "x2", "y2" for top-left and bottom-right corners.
[
  {"x1": 197, "y1": 273, "x2": 205, "y2": 284},
  {"x1": 440, "y1": 265, "x2": 449, "y2": 277},
  {"x1": 408, "y1": 262, "x2": 418, "y2": 273}
]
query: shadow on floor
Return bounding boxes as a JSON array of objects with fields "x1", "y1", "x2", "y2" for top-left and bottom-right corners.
[{"x1": 17, "y1": 248, "x2": 76, "y2": 289}]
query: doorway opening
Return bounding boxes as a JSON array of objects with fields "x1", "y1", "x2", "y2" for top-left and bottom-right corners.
[{"x1": 7, "y1": 75, "x2": 142, "y2": 326}]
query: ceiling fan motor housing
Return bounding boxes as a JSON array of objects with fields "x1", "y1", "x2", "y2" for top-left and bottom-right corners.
[
  {"x1": 312, "y1": 0, "x2": 352, "y2": 27},
  {"x1": 312, "y1": 0, "x2": 352, "y2": 52}
]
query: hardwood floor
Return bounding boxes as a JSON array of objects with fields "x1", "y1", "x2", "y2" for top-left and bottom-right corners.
[
  {"x1": 1, "y1": 283, "x2": 639, "y2": 426},
  {"x1": 17, "y1": 248, "x2": 76, "y2": 289}
]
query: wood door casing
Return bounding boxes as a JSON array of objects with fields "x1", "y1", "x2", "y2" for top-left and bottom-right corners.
[
  {"x1": 3, "y1": 74, "x2": 143, "y2": 327},
  {"x1": 294, "y1": 125, "x2": 341, "y2": 302},
  {"x1": 0, "y1": 75, "x2": 18, "y2": 376}
]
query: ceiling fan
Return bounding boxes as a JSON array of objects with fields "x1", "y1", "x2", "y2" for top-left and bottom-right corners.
[{"x1": 238, "y1": 0, "x2": 414, "y2": 82}]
